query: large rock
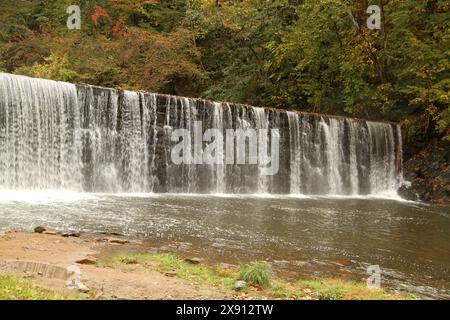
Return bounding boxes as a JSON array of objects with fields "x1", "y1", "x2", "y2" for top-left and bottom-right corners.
[
  {"x1": 76, "y1": 256, "x2": 98, "y2": 265},
  {"x1": 399, "y1": 140, "x2": 449, "y2": 205},
  {"x1": 234, "y1": 281, "x2": 248, "y2": 290},
  {"x1": 34, "y1": 226, "x2": 46, "y2": 233},
  {"x1": 61, "y1": 232, "x2": 80, "y2": 237}
]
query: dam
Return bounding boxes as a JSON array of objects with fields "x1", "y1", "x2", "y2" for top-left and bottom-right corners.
[{"x1": 0, "y1": 72, "x2": 402, "y2": 195}]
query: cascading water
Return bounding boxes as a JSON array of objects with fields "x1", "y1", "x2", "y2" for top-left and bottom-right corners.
[
  {"x1": 253, "y1": 107, "x2": 269, "y2": 194},
  {"x1": 0, "y1": 73, "x2": 81, "y2": 190},
  {"x1": 0, "y1": 73, "x2": 403, "y2": 196},
  {"x1": 211, "y1": 102, "x2": 225, "y2": 193}
]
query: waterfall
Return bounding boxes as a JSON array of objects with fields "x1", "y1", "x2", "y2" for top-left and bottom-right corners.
[
  {"x1": 253, "y1": 107, "x2": 269, "y2": 194},
  {"x1": 0, "y1": 73, "x2": 81, "y2": 190},
  {"x1": 0, "y1": 73, "x2": 403, "y2": 196},
  {"x1": 285, "y1": 111, "x2": 401, "y2": 195},
  {"x1": 287, "y1": 112, "x2": 301, "y2": 194},
  {"x1": 212, "y1": 102, "x2": 226, "y2": 193}
]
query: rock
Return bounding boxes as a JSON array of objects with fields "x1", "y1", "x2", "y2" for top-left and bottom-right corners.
[
  {"x1": 108, "y1": 238, "x2": 130, "y2": 245},
  {"x1": 404, "y1": 171, "x2": 418, "y2": 181},
  {"x1": 75, "y1": 256, "x2": 97, "y2": 265},
  {"x1": 34, "y1": 226, "x2": 46, "y2": 233},
  {"x1": 183, "y1": 257, "x2": 203, "y2": 265},
  {"x1": 398, "y1": 185, "x2": 420, "y2": 201},
  {"x1": 61, "y1": 232, "x2": 80, "y2": 238},
  {"x1": 164, "y1": 272, "x2": 176, "y2": 277},
  {"x1": 234, "y1": 281, "x2": 248, "y2": 290},
  {"x1": 400, "y1": 140, "x2": 449, "y2": 205}
]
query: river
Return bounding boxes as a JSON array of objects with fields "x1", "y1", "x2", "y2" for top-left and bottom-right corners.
[{"x1": 0, "y1": 191, "x2": 448, "y2": 299}]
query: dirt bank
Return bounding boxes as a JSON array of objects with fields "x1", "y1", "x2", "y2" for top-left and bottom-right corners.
[{"x1": 0, "y1": 231, "x2": 229, "y2": 300}]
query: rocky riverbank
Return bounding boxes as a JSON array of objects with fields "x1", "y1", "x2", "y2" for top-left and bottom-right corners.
[
  {"x1": 0, "y1": 230, "x2": 411, "y2": 300},
  {"x1": 399, "y1": 139, "x2": 449, "y2": 206}
]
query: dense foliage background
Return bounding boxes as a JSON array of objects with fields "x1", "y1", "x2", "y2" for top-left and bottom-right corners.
[{"x1": 0, "y1": 0, "x2": 448, "y2": 156}]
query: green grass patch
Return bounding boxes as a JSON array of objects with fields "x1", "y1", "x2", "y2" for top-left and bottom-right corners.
[
  {"x1": 150, "y1": 253, "x2": 223, "y2": 286},
  {"x1": 238, "y1": 261, "x2": 271, "y2": 288},
  {"x1": 270, "y1": 282, "x2": 305, "y2": 299},
  {"x1": 101, "y1": 252, "x2": 237, "y2": 289},
  {"x1": 120, "y1": 256, "x2": 139, "y2": 265},
  {"x1": 298, "y1": 279, "x2": 414, "y2": 300},
  {"x1": 0, "y1": 274, "x2": 80, "y2": 300},
  {"x1": 101, "y1": 252, "x2": 414, "y2": 300}
]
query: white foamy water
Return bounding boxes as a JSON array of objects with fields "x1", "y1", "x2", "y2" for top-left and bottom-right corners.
[
  {"x1": 0, "y1": 73, "x2": 403, "y2": 196},
  {"x1": 0, "y1": 190, "x2": 99, "y2": 203}
]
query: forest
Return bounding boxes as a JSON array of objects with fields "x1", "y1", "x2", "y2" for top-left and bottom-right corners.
[{"x1": 0, "y1": 0, "x2": 448, "y2": 156}]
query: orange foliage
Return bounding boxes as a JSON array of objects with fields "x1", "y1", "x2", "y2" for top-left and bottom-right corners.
[
  {"x1": 109, "y1": 0, "x2": 159, "y2": 10},
  {"x1": 111, "y1": 27, "x2": 202, "y2": 92},
  {"x1": 111, "y1": 20, "x2": 127, "y2": 37},
  {"x1": 91, "y1": 5, "x2": 112, "y2": 26}
]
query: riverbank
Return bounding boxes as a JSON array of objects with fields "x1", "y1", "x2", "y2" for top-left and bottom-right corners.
[{"x1": 0, "y1": 230, "x2": 413, "y2": 300}]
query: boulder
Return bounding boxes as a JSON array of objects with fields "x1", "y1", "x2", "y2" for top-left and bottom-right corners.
[
  {"x1": 61, "y1": 232, "x2": 81, "y2": 238},
  {"x1": 399, "y1": 140, "x2": 449, "y2": 205},
  {"x1": 34, "y1": 226, "x2": 46, "y2": 233},
  {"x1": 75, "y1": 256, "x2": 97, "y2": 265},
  {"x1": 234, "y1": 281, "x2": 248, "y2": 290}
]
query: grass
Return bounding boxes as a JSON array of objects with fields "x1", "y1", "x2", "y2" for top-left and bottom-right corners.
[
  {"x1": 120, "y1": 255, "x2": 139, "y2": 265},
  {"x1": 270, "y1": 282, "x2": 305, "y2": 299},
  {"x1": 101, "y1": 252, "x2": 415, "y2": 300},
  {"x1": 0, "y1": 274, "x2": 81, "y2": 300},
  {"x1": 238, "y1": 261, "x2": 271, "y2": 288},
  {"x1": 298, "y1": 279, "x2": 415, "y2": 300},
  {"x1": 101, "y1": 252, "x2": 236, "y2": 290}
]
